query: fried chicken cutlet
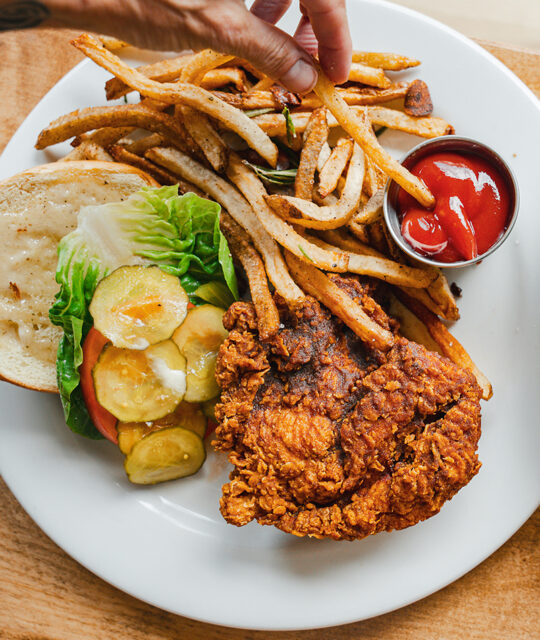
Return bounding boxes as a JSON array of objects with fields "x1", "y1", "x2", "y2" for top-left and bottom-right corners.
[{"x1": 213, "y1": 276, "x2": 482, "y2": 541}]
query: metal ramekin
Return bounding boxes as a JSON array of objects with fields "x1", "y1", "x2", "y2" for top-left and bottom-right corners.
[{"x1": 383, "y1": 136, "x2": 520, "y2": 269}]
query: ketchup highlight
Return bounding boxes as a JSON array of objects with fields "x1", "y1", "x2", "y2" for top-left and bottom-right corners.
[{"x1": 397, "y1": 152, "x2": 510, "y2": 263}]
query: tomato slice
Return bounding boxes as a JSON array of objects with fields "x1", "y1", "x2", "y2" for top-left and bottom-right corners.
[{"x1": 80, "y1": 327, "x2": 118, "y2": 443}]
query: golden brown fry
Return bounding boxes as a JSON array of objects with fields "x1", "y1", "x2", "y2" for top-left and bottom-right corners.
[
  {"x1": 249, "y1": 76, "x2": 275, "y2": 92},
  {"x1": 220, "y1": 212, "x2": 280, "y2": 339},
  {"x1": 425, "y1": 271, "x2": 460, "y2": 322},
  {"x1": 351, "y1": 186, "x2": 384, "y2": 226},
  {"x1": 313, "y1": 66, "x2": 435, "y2": 208},
  {"x1": 71, "y1": 126, "x2": 133, "y2": 148},
  {"x1": 320, "y1": 229, "x2": 454, "y2": 318},
  {"x1": 317, "y1": 137, "x2": 354, "y2": 198},
  {"x1": 108, "y1": 145, "x2": 202, "y2": 192},
  {"x1": 179, "y1": 49, "x2": 234, "y2": 83},
  {"x1": 266, "y1": 142, "x2": 365, "y2": 230},
  {"x1": 387, "y1": 295, "x2": 442, "y2": 353},
  {"x1": 72, "y1": 34, "x2": 278, "y2": 167},
  {"x1": 395, "y1": 290, "x2": 492, "y2": 399},
  {"x1": 199, "y1": 67, "x2": 249, "y2": 91},
  {"x1": 98, "y1": 35, "x2": 129, "y2": 51},
  {"x1": 285, "y1": 251, "x2": 394, "y2": 350},
  {"x1": 35, "y1": 104, "x2": 194, "y2": 153},
  {"x1": 351, "y1": 51, "x2": 421, "y2": 70},
  {"x1": 368, "y1": 106, "x2": 454, "y2": 137},
  {"x1": 146, "y1": 146, "x2": 304, "y2": 304},
  {"x1": 178, "y1": 106, "x2": 228, "y2": 172},
  {"x1": 348, "y1": 62, "x2": 391, "y2": 88},
  {"x1": 105, "y1": 54, "x2": 194, "y2": 100},
  {"x1": 118, "y1": 133, "x2": 165, "y2": 155},
  {"x1": 254, "y1": 105, "x2": 453, "y2": 140},
  {"x1": 308, "y1": 235, "x2": 436, "y2": 288},
  {"x1": 317, "y1": 141, "x2": 332, "y2": 173},
  {"x1": 295, "y1": 107, "x2": 328, "y2": 200},
  {"x1": 404, "y1": 79, "x2": 433, "y2": 117},
  {"x1": 60, "y1": 140, "x2": 113, "y2": 162},
  {"x1": 227, "y1": 153, "x2": 348, "y2": 271}
]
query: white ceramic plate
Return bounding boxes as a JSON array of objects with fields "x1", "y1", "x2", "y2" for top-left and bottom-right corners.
[{"x1": 1, "y1": 0, "x2": 539, "y2": 630}]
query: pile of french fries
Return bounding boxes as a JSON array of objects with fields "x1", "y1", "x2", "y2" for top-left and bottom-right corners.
[{"x1": 35, "y1": 34, "x2": 491, "y2": 399}]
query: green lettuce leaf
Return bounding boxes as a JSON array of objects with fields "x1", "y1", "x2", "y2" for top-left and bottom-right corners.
[{"x1": 49, "y1": 186, "x2": 237, "y2": 438}]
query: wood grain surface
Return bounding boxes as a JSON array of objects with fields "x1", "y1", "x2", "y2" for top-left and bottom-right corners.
[{"x1": 1, "y1": 27, "x2": 539, "y2": 640}]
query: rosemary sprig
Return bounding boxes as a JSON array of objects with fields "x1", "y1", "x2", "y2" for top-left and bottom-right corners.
[
  {"x1": 282, "y1": 106, "x2": 296, "y2": 144},
  {"x1": 243, "y1": 160, "x2": 297, "y2": 185}
]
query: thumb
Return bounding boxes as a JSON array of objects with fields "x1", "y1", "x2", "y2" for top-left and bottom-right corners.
[{"x1": 209, "y1": 7, "x2": 317, "y2": 93}]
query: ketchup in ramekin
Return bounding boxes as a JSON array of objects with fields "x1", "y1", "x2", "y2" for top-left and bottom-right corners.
[
  {"x1": 384, "y1": 137, "x2": 519, "y2": 268},
  {"x1": 397, "y1": 152, "x2": 510, "y2": 262}
]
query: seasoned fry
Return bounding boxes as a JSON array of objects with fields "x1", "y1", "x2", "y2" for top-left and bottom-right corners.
[
  {"x1": 71, "y1": 34, "x2": 278, "y2": 167},
  {"x1": 404, "y1": 79, "x2": 433, "y2": 117},
  {"x1": 395, "y1": 290, "x2": 492, "y2": 399},
  {"x1": 60, "y1": 140, "x2": 113, "y2": 162},
  {"x1": 317, "y1": 137, "x2": 354, "y2": 198},
  {"x1": 317, "y1": 142, "x2": 332, "y2": 173},
  {"x1": 179, "y1": 106, "x2": 228, "y2": 172},
  {"x1": 36, "y1": 104, "x2": 195, "y2": 153},
  {"x1": 109, "y1": 145, "x2": 203, "y2": 192},
  {"x1": 308, "y1": 235, "x2": 436, "y2": 288},
  {"x1": 98, "y1": 35, "x2": 129, "y2": 51},
  {"x1": 176, "y1": 49, "x2": 234, "y2": 83},
  {"x1": 350, "y1": 186, "x2": 384, "y2": 226},
  {"x1": 295, "y1": 107, "x2": 328, "y2": 200},
  {"x1": 249, "y1": 76, "x2": 275, "y2": 92},
  {"x1": 254, "y1": 106, "x2": 453, "y2": 140},
  {"x1": 146, "y1": 146, "x2": 304, "y2": 304},
  {"x1": 266, "y1": 143, "x2": 365, "y2": 229},
  {"x1": 387, "y1": 295, "x2": 442, "y2": 353},
  {"x1": 351, "y1": 51, "x2": 421, "y2": 70},
  {"x1": 226, "y1": 153, "x2": 349, "y2": 271},
  {"x1": 425, "y1": 271, "x2": 460, "y2": 321},
  {"x1": 220, "y1": 212, "x2": 280, "y2": 339},
  {"x1": 313, "y1": 66, "x2": 435, "y2": 208},
  {"x1": 105, "y1": 54, "x2": 194, "y2": 100},
  {"x1": 71, "y1": 126, "x2": 133, "y2": 148},
  {"x1": 285, "y1": 251, "x2": 394, "y2": 350},
  {"x1": 348, "y1": 62, "x2": 391, "y2": 88},
  {"x1": 200, "y1": 67, "x2": 249, "y2": 91},
  {"x1": 118, "y1": 133, "x2": 165, "y2": 155}
]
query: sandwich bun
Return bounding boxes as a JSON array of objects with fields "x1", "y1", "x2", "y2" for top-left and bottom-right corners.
[{"x1": 0, "y1": 161, "x2": 158, "y2": 393}]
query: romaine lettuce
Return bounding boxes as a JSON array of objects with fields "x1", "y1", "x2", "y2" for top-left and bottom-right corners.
[{"x1": 49, "y1": 186, "x2": 238, "y2": 438}]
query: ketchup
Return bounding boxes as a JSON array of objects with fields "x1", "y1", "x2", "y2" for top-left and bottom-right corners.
[{"x1": 397, "y1": 152, "x2": 510, "y2": 262}]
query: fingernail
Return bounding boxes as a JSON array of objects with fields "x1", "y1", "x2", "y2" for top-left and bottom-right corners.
[{"x1": 280, "y1": 59, "x2": 317, "y2": 94}]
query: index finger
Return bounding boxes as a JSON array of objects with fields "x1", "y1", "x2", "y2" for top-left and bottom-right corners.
[{"x1": 300, "y1": 0, "x2": 352, "y2": 84}]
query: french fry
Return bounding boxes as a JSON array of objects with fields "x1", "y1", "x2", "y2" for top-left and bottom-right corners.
[
  {"x1": 178, "y1": 106, "x2": 228, "y2": 172},
  {"x1": 98, "y1": 35, "x2": 129, "y2": 51},
  {"x1": 295, "y1": 107, "x2": 328, "y2": 200},
  {"x1": 36, "y1": 104, "x2": 195, "y2": 154},
  {"x1": 253, "y1": 106, "x2": 453, "y2": 140},
  {"x1": 313, "y1": 66, "x2": 435, "y2": 208},
  {"x1": 60, "y1": 140, "x2": 113, "y2": 162},
  {"x1": 71, "y1": 126, "x2": 133, "y2": 148},
  {"x1": 146, "y1": 146, "x2": 304, "y2": 304},
  {"x1": 395, "y1": 290, "x2": 492, "y2": 399},
  {"x1": 317, "y1": 142, "x2": 332, "y2": 173},
  {"x1": 71, "y1": 34, "x2": 278, "y2": 167},
  {"x1": 348, "y1": 62, "x2": 391, "y2": 88},
  {"x1": 249, "y1": 76, "x2": 275, "y2": 92},
  {"x1": 425, "y1": 271, "x2": 460, "y2": 321},
  {"x1": 108, "y1": 145, "x2": 204, "y2": 192},
  {"x1": 118, "y1": 133, "x2": 165, "y2": 155},
  {"x1": 351, "y1": 51, "x2": 421, "y2": 70},
  {"x1": 105, "y1": 54, "x2": 195, "y2": 100},
  {"x1": 387, "y1": 295, "x2": 442, "y2": 353},
  {"x1": 200, "y1": 67, "x2": 249, "y2": 91},
  {"x1": 175, "y1": 49, "x2": 234, "y2": 83},
  {"x1": 220, "y1": 212, "x2": 280, "y2": 339},
  {"x1": 350, "y1": 186, "x2": 384, "y2": 226},
  {"x1": 317, "y1": 137, "x2": 354, "y2": 198},
  {"x1": 307, "y1": 235, "x2": 436, "y2": 288},
  {"x1": 266, "y1": 143, "x2": 365, "y2": 230},
  {"x1": 285, "y1": 251, "x2": 394, "y2": 350},
  {"x1": 320, "y1": 228, "x2": 453, "y2": 318},
  {"x1": 226, "y1": 153, "x2": 349, "y2": 271},
  {"x1": 404, "y1": 79, "x2": 433, "y2": 117}
]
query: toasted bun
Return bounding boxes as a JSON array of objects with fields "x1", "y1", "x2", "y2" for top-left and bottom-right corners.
[{"x1": 0, "y1": 161, "x2": 158, "y2": 393}]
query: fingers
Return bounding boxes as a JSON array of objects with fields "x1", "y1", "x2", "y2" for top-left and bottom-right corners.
[
  {"x1": 250, "y1": 0, "x2": 292, "y2": 24},
  {"x1": 198, "y1": 3, "x2": 317, "y2": 93},
  {"x1": 300, "y1": 0, "x2": 352, "y2": 83},
  {"x1": 293, "y1": 15, "x2": 318, "y2": 56}
]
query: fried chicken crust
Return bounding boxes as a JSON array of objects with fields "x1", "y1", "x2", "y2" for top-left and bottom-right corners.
[{"x1": 214, "y1": 278, "x2": 482, "y2": 541}]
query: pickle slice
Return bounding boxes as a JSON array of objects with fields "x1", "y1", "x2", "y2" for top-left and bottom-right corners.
[
  {"x1": 89, "y1": 265, "x2": 188, "y2": 349},
  {"x1": 124, "y1": 426, "x2": 205, "y2": 485},
  {"x1": 93, "y1": 340, "x2": 186, "y2": 423},
  {"x1": 117, "y1": 401, "x2": 207, "y2": 454},
  {"x1": 172, "y1": 304, "x2": 228, "y2": 403}
]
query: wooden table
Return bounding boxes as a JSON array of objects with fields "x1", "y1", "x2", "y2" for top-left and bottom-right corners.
[{"x1": 1, "y1": 28, "x2": 539, "y2": 640}]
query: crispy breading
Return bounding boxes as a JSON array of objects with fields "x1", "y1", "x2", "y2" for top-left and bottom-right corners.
[{"x1": 214, "y1": 279, "x2": 482, "y2": 541}]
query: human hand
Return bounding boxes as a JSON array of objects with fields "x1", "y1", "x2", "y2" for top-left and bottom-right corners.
[{"x1": 45, "y1": 0, "x2": 352, "y2": 93}]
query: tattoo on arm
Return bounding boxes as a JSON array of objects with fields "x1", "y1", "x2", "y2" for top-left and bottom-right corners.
[{"x1": 0, "y1": 1, "x2": 50, "y2": 30}]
